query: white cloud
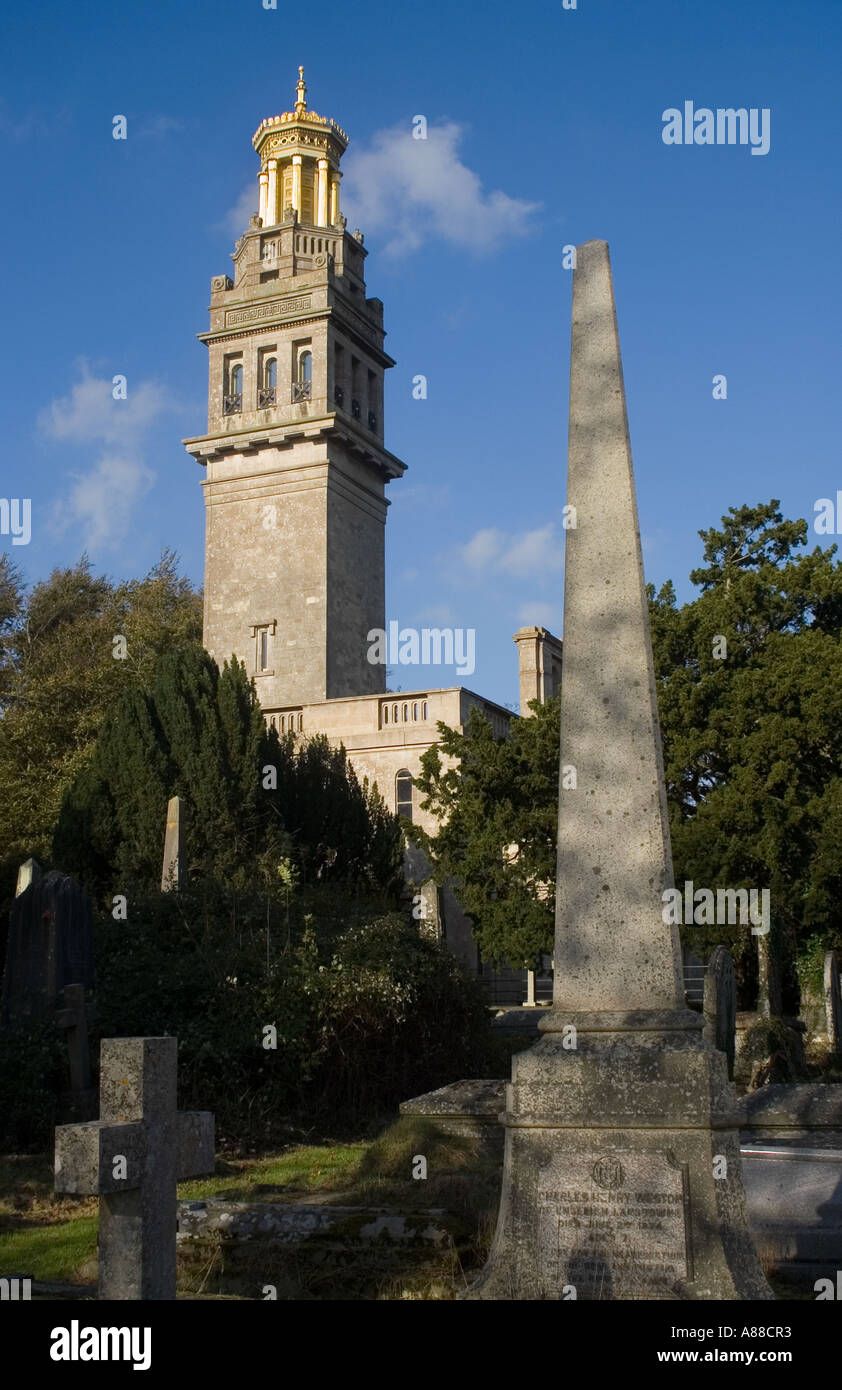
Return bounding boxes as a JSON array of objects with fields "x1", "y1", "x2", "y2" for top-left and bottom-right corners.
[
  {"x1": 39, "y1": 371, "x2": 172, "y2": 445},
  {"x1": 462, "y1": 527, "x2": 504, "y2": 571},
  {"x1": 40, "y1": 366, "x2": 176, "y2": 552},
  {"x1": 459, "y1": 523, "x2": 563, "y2": 579},
  {"x1": 392, "y1": 481, "x2": 452, "y2": 513},
  {"x1": 60, "y1": 454, "x2": 156, "y2": 550},
  {"x1": 342, "y1": 121, "x2": 541, "y2": 256},
  {"x1": 0, "y1": 101, "x2": 61, "y2": 141},
  {"x1": 221, "y1": 182, "x2": 258, "y2": 239},
  {"x1": 137, "y1": 115, "x2": 185, "y2": 138},
  {"x1": 516, "y1": 601, "x2": 560, "y2": 631},
  {"x1": 403, "y1": 602, "x2": 460, "y2": 631}
]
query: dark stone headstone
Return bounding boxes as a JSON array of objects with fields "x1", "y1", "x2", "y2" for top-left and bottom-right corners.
[
  {"x1": 55, "y1": 982, "x2": 97, "y2": 1121},
  {"x1": 0, "y1": 870, "x2": 95, "y2": 1030},
  {"x1": 703, "y1": 945, "x2": 737, "y2": 1080}
]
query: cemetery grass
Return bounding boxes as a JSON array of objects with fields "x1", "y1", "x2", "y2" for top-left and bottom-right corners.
[
  {"x1": 0, "y1": 1153, "x2": 98, "y2": 1285},
  {"x1": 0, "y1": 1119, "x2": 501, "y2": 1299}
]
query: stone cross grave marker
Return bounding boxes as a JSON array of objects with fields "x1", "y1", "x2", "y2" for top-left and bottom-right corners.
[
  {"x1": 467, "y1": 240, "x2": 771, "y2": 1301},
  {"x1": 161, "y1": 795, "x2": 186, "y2": 893},
  {"x1": 703, "y1": 945, "x2": 737, "y2": 1081},
  {"x1": 54, "y1": 1036, "x2": 214, "y2": 1299},
  {"x1": 825, "y1": 951, "x2": 841, "y2": 1056}
]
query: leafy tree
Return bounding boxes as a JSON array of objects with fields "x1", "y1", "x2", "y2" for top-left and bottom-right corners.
[
  {"x1": 411, "y1": 698, "x2": 560, "y2": 966},
  {"x1": 651, "y1": 502, "x2": 842, "y2": 1006},
  {"x1": 0, "y1": 551, "x2": 203, "y2": 884},
  {"x1": 413, "y1": 502, "x2": 842, "y2": 1008},
  {"x1": 0, "y1": 554, "x2": 25, "y2": 711}
]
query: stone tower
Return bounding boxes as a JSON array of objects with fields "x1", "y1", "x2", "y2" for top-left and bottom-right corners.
[{"x1": 184, "y1": 69, "x2": 406, "y2": 715}]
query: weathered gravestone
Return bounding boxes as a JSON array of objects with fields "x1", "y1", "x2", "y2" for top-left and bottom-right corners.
[
  {"x1": 54, "y1": 1037, "x2": 214, "y2": 1299},
  {"x1": 703, "y1": 945, "x2": 737, "y2": 1081},
  {"x1": 1, "y1": 868, "x2": 95, "y2": 1030},
  {"x1": 467, "y1": 241, "x2": 772, "y2": 1300},
  {"x1": 55, "y1": 983, "x2": 91, "y2": 1094},
  {"x1": 161, "y1": 795, "x2": 186, "y2": 893},
  {"x1": 756, "y1": 931, "x2": 782, "y2": 1019},
  {"x1": 16, "y1": 857, "x2": 42, "y2": 897},
  {"x1": 54, "y1": 981, "x2": 97, "y2": 1120},
  {"x1": 825, "y1": 951, "x2": 841, "y2": 1057}
]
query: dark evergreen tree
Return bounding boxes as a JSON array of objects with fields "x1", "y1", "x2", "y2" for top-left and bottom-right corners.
[
  {"x1": 0, "y1": 551, "x2": 203, "y2": 881},
  {"x1": 53, "y1": 649, "x2": 403, "y2": 903}
]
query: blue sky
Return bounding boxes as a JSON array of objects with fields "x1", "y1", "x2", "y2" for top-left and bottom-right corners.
[{"x1": 2, "y1": 0, "x2": 840, "y2": 708}]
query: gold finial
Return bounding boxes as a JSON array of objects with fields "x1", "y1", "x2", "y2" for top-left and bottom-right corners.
[{"x1": 295, "y1": 66, "x2": 307, "y2": 112}]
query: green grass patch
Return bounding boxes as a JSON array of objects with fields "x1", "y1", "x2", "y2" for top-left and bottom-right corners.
[
  {"x1": 177, "y1": 1118, "x2": 503, "y2": 1300},
  {"x1": 178, "y1": 1142, "x2": 368, "y2": 1202},
  {"x1": 0, "y1": 1215, "x2": 98, "y2": 1283},
  {"x1": 2, "y1": 1119, "x2": 503, "y2": 1298}
]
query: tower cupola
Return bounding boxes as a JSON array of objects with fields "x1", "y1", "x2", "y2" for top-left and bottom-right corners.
[{"x1": 253, "y1": 67, "x2": 348, "y2": 229}]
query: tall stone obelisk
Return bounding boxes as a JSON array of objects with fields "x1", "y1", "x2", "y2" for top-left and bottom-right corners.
[{"x1": 470, "y1": 242, "x2": 771, "y2": 1300}]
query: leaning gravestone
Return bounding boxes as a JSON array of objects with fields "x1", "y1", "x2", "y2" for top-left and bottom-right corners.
[
  {"x1": 467, "y1": 241, "x2": 771, "y2": 1300},
  {"x1": 825, "y1": 951, "x2": 841, "y2": 1057},
  {"x1": 54, "y1": 1036, "x2": 214, "y2": 1299},
  {"x1": 703, "y1": 945, "x2": 737, "y2": 1081},
  {"x1": 0, "y1": 868, "x2": 95, "y2": 1030}
]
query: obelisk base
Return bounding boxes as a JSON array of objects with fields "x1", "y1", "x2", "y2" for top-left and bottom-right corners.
[{"x1": 467, "y1": 1014, "x2": 773, "y2": 1300}]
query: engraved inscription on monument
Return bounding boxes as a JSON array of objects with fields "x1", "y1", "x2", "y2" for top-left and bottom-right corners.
[{"x1": 538, "y1": 1152, "x2": 688, "y2": 1297}]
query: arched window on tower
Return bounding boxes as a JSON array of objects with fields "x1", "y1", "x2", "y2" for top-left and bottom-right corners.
[
  {"x1": 396, "y1": 769, "x2": 413, "y2": 822},
  {"x1": 292, "y1": 349, "x2": 312, "y2": 402},
  {"x1": 258, "y1": 356, "x2": 277, "y2": 408},
  {"x1": 225, "y1": 362, "x2": 243, "y2": 415}
]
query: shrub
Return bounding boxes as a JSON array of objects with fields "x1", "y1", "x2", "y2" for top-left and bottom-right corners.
[
  {"x1": 0, "y1": 1021, "x2": 67, "y2": 1151},
  {"x1": 91, "y1": 885, "x2": 490, "y2": 1147}
]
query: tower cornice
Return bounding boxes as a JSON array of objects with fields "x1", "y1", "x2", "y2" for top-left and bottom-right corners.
[{"x1": 183, "y1": 413, "x2": 407, "y2": 481}]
